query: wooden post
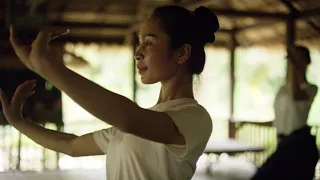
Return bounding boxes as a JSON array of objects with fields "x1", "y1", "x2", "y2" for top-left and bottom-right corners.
[
  {"x1": 229, "y1": 30, "x2": 237, "y2": 138},
  {"x1": 16, "y1": 132, "x2": 21, "y2": 170},
  {"x1": 287, "y1": 11, "x2": 296, "y2": 45},
  {"x1": 286, "y1": 11, "x2": 296, "y2": 81},
  {"x1": 132, "y1": 32, "x2": 138, "y2": 102}
]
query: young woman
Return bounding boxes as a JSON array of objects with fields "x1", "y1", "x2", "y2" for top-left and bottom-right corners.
[
  {"x1": 0, "y1": 5, "x2": 219, "y2": 180},
  {"x1": 273, "y1": 46, "x2": 318, "y2": 142}
]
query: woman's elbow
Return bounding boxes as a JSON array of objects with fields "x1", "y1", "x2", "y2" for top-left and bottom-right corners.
[
  {"x1": 117, "y1": 117, "x2": 134, "y2": 133},
  {"x1": 116, "y1": 106, "x2": 142, "y2": 133}
]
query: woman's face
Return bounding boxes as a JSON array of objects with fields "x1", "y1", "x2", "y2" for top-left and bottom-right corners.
[{"x1": 134, "y1": 17, "x2": 180, "y2": 84}]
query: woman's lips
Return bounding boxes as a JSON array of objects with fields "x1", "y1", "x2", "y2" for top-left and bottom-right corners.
[{"x1": 137, "y1": 67, "x2": 148, "y2": 74}]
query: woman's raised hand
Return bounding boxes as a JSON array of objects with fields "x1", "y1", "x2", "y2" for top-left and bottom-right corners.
[{"x1": 9, "y1": 26, "x2": 69, "y2": 75}]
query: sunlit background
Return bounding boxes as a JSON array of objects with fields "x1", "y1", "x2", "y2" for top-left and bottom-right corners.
[{"x1": 0, "y1": 43, "x2": 319, "y2": 171}]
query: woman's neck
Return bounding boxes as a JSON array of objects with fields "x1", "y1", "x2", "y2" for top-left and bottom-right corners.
[
  {"x1": 287, "y1": 75, "x2": 308, "y2": 86},
  {"x1": 157, "y1": 74, "x2": 194, "y2": 104}
]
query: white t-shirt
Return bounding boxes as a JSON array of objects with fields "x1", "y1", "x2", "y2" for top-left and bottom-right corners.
[
  {"x1": 273, "y1": 83, "x2": 318, "y2": 135},
  {"x1": 93, "y1": 98, "x2": 212, "y2": 180}
]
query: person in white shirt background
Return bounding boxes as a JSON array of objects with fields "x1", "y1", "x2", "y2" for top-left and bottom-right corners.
[
  {"x1": 0, "y1": 5, "x2": 219, "y2": 180},
  {"x1": 251, "y1": 46, "x2": 319, "y2": 180},
  {"x1": 273, "y1": 45, "x2": 318, "y2": 142}
]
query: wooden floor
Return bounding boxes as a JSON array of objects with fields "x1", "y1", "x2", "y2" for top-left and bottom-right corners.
[{"x1": 0, "y1": 169, "x2": 215, "y2": 180}]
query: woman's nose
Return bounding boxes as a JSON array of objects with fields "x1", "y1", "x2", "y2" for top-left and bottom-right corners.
[
  {"x1": 134, "y1": 55, "x2": 142, "y2": 61},
  {"x1": 134, "y1": 49, "x2": 143, "y2": 61}
]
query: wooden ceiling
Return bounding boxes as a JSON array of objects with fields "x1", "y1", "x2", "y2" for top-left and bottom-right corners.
[{"x1": 0, "y1": 0, "x2": 319, "y2": 51}]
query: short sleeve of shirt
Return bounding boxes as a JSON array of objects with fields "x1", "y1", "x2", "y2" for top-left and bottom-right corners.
[
  {"x1": 164, "y1": 105, "x2": 212, "y2": 158},
  {"x1": 93, "y1": 127, "x2": 117, "y2": 154}
]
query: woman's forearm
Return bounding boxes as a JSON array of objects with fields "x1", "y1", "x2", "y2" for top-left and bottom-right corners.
[
  {"x1": 13, "y1": 120, "x2": 77, "y2": 155},
  {"x1": 41, "y1": 62, "x2": 136, "y2": 131}
]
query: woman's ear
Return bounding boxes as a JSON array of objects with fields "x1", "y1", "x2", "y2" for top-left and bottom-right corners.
[{"x1": 177, "y1": 44, "x2": 191, "y2": 64}]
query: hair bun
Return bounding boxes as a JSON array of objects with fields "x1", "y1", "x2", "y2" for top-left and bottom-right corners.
[{"x1": 194, "y1": 6, "x2": 219, "y2": 44}]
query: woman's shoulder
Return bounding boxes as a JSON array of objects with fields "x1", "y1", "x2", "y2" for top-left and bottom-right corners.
[
  {"x1": 152, "y1": 98, "x2": 212, "y2": 126},
  {"x1": 173, "y1": 100, "x2": 211, "y2": 118},
  {"x1": 176, "y1": 103, "x2": 213, "y2": 129}
]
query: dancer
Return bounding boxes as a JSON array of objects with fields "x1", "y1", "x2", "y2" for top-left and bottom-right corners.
[
  {"x1": 252, "y1": 46, "x2": 319, "y2": 180},
  {"x1": 273, "y1": 45, "x2": 318, "y2": 142},
  {"x1": 1, "y1": 5, "x2": 219, "y2": 180}
]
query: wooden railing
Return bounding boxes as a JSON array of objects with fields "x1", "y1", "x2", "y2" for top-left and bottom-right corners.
[
  {"x1": 229, "y1": 121, "x2": 276, "y2": 166},
  {"x1": 230, "y1": 121, "x2": 320, "y2": 169}
]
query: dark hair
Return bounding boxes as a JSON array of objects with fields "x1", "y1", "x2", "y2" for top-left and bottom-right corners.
[
  {"x1": 295, "y1": 45, "x2": 311, "y2": 64},
  {"x1": 151, "y1": 5, "x2": 219, "y2": 75}
]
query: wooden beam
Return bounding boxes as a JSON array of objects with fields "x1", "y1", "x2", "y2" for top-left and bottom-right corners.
[
  {"x1": 244, "y1": 35, "x2": 319, "y2": 47},
  {"x1": 280, "y1": 0, "x2": 299, "y2": 16},
  {"x1": 212, "y1": 9, "x2": 288, "y2": 20},
  {"x1": 184, "y1": 1, "x2": 288, "y2": 19},
  {"x1": 237, "y1": 34, "x2": 320, "y2": 48},
  {"x1": 299, "y1": 7, "x2": 320, "y2": 19},
  {"x1": 125, "y1": 22, "x2": 232, "y2": 34},
  {"x1": 240, "y1": 32, "x2": 320, "y2": 47},
  {"x1": 51, "y1": 36, "x2": 125, "y2": 44},
  {"x1": 48, "y1": 12, "x2": 135, "y2": 24},
  {"x1": 136, "y1": 0, "x2": 149, "y2": 22},
  {"x1": 236, "y1": 3, "x2": 320, "y2": 34},
  {"x1": 237, "y1": 21, "x2": 283, "y2": 33},
  {"x1": 0, "y1": 27, "x2": 126, "y2": 42},
  {"x1": 278, "y1": 1, "x2": 320, "y2": 34},
  {"x1": 184, "y1": 0, "x2": 223, "y2": 10},
  {"x1": 0, "y1": 19, "x2": 130, "y2": 29},
  {"x1": 48, "y1": 21, "x2": 130, "y2": 29},
  {"x1": 0, "y1": 34, "x2": 124, "y2": 48},
  {"x1": 218, "y1": 29, "x2": 233, "y2": 33}
]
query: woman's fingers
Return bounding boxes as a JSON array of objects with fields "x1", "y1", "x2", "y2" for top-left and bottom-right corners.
[
  {"x1": 11, "y1": 80, "x2": 36, "y2": 106},
  {"x1": 9, "y1": 25, "x2": 23, "y2": 50},
  {"x1": 32, "y1": 30, "x2": 51, "y2": 50},
  {"x1": 11, "y1": 80, "x2": 36, "y2": 114},
  {"x1": 50, "y1": 29, "x2": 70, "y2": 41},
  {"x1": 9, "y1": 26, "x2": 31, "y2": 61}
]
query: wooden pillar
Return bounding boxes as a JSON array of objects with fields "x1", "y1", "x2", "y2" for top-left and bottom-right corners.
[
  {"x1": 16, "y1": 132, "x2": 21, "y2": 170},
  {"x1": 42, "y1": 123, "x2": 47, "y2": 171},
  {"x1": 132, "y1": 32, "x2": 138, "y2": 102},
  {"x1": 285, "y1": 11, "x2": 296, "y2": 84},
  {"x1": 286, "y1": 14, "x2": 296, "y2": 51},
  {"x1": 229, "y1": 30, "x2": 237, "y2": 138},
  {"x1": 56, "y1": 125, "x2": 63, "y2": 170}
]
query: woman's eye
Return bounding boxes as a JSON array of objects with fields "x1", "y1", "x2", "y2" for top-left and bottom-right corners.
[{"x1": 143, "y1": 41, "x2": 153, "y2": 46}]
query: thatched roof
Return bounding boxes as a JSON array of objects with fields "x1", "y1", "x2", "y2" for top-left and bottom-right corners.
[{"x1": 0, "y1": 0, "x2": 319, "y2": 51}]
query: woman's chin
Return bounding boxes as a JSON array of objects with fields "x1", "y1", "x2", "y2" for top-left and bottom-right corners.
[{"x1": 140, "y1": 76, "x2": 158, "y2": 85}]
